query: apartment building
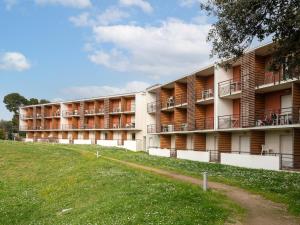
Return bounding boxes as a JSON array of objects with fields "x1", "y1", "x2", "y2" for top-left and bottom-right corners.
[
  {"x1": 19, "y1": 42, "x2": 300, "y2": 171},
  {"x1": 19, "y1": 92, "x2": 147, "y2": 151},
  {"x1": 146, "y1": 43, "x2": 300, "y2": 171}
]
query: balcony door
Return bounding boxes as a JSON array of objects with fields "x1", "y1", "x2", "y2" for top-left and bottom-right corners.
[
  {"x1": 281, "y1": 95, "x2": 292, "y2": 112},
  {"x1": 239, "y1": 136, "x2": 250, "y2": 153},
  {"x1": 280, "y1": 135, "x2": 293, "y2": 168}
]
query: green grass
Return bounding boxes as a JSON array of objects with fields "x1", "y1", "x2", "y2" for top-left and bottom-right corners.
[
  {"x1": 0, "y1": 141, "x2": 241, "y2": 225},
  {"x1": 96, "y1": 147, "x2": 300, "y2": 216}
]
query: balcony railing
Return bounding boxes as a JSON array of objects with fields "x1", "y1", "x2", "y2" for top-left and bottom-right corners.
[
  {"x1": 147, "y1": 124, "x2": 157, "y2": 133},
  {"x1": 19, "y1": 125, "x2": 34, "y2": 131},
  {"x1": 111, "y1": 107, "x2": 122, "y2": 113},
  {"x1": 218, "y1": 79, "x2": 241, "y2": 97},
  {"x1": 20, "y1": 114, "x2": 33, "y2": 119},
  {"x1": 161, "y1": 96, "x2": 175, "y2": 109},
  {"x1": 62, "y1": 110, "x2": 80, "y2": 117},
  {"x1": 197, "y1": 89, "x2": 214, "y2": 101},
  {"x1": 256, "y1": 72, "x2": 300, "y2": 87},
  {"x1": 124, "y1": 104, "x2": 136, "y2": 112},
  {"x1": 44, "y1": 111, "x2": 61, "y2": 117},
  {"x1": 176, "y1": 123, "x2": 188, "y2": 131},
  {"x1": 161, "y1": 123, "x2": 174, "y2": 132},
  {"x1": 147, "y1": 102, "x2": 157, "y2": 113},
  {"x1": 218, "y1": 114, "x2": 241, "y2": 129},
  {"x1": 110, "y1": 122, "x2": 135, "y2": 129},
  {"x1": 195, "y1": 117, "x2": 214, "y2": 130},
  {"x1": 174, "y1": 94, "x2": 187, "y2": 107},
  {"x1": 256, "y1": 107, "x2": 299, "y2": 127},
  {"x1": 61, "y1": 124, "x2": 79, "y2": 130}
]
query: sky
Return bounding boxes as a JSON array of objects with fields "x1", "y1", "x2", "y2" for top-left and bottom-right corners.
[{"x1": 0, "y1": 0, "x2": 217, "y2": 120}]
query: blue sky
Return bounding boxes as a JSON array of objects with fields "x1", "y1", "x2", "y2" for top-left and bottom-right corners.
[{"x1": 0, "y1": 0, "x2": 216, "y2": 120}]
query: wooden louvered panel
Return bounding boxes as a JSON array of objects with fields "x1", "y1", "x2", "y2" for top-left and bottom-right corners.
[
  {"x1": 292, "y1": 83, "x2": 300, "y2": 124},
  {"x1": 155, "y1": 88, "x2": 161, "y2": 133},
  {"x1": 160, "y1": 135, "x2": 171, "y2": 148},
  {"x1": 33, "y1": 106, "x2": 37, "y2": 129},
  {"x1": 187, "y1": 75, "x2": 195, "y2": 131},
  {"x1": 250, "y1": 131, "x2": 265, "y2": 154},
  {"x1": 241, "y1": 51, "x2": 256, "y2": 127},
  {"x1": 293, "y1": 128, "x2": 300, "y2": 169},
  {"x1": 218, "y1": 132, "x2": 231, "y2": 153},
  {"x1": 175, "y1": 134, "x2": 187, "y2": 150},
  {"x1": 41, "y1": 106, "x2": 45, "y2": 129},
  {"x1": 174, "y1": 108, "x2": 186, "y2": 131},
  {"x1": 104, "y1": 98, "x2": 110, "y2": 129},
  {"x1": 194, "y1": 133, "x2": 206, "y2": 151},
  {"x1": 79, "y1": 101, "x2": 85, "y2": 129}
]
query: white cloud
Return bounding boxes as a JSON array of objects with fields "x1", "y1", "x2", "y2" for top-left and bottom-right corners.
[
  {"x1": 4, "y1": 0, "x2": 17, "y2": 10},
  {"x1": 119, "y1": 0, "x2": 153, "y2": 13},
  {"x1": 179, "y1": 0, "x2": 205, "y2": 7},
  {"x1": 35, "y1": 0, "x2": 92, "y2": 8},
  {"x1": 69, "y1": 8, "x2": 129, "y2": 27},
  {"x1": 89, "y1": 19, "x2": 211, "y2": 78},
  {"x1": 62, "y1": 81, "x2": 150, "y2": 98},
  {"x1": 0, "y1": 52, "x2": 31, "y2": 72}
]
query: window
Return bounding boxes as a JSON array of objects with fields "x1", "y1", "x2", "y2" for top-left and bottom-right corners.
[{"x1": 132, "y1": 133, "x2": 136, "y2": 140}]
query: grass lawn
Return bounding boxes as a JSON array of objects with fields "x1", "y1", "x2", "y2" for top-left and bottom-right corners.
[
  {"x1": 0, "y1": 141, "x2": 241, "y2": 225},
  {"x1": 96, "y1": 147, "x2": 300, "y2": 216}
]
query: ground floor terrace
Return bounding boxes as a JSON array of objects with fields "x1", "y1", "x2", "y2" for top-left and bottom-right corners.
[
  {"x1": 147, "y1": 128, "x2": 300, "y2": 171},
  {"x1": 24, "y1": 130, "x2": 144, "y2": 151}
]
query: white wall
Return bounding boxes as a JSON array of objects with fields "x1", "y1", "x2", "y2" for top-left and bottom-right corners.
[
  {"x1": 177, "y1": 150, "x2": 210, "y2": 162},
  {"x1": 74, "y1": 139, "x2": 92, "y2": 145},
  {"x1": 221, "y1": 153, "x2": 280, "y2": 170},
  {"x1": 149, "y1": 148, "x2": 170, "y2": 157},
  {"x1": 214, "y1": 66, "x2": 233, "y2": 129}
]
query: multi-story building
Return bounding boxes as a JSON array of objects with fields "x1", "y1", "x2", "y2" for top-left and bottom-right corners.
[
  {"x1": 19, "y1": 92, "x2": 147, "y2": 151},
  {"x1": 146, "y1": 43, "x2": 300, "y2": 171},
  {"x1": 19, "y1": 42, "x2": 300, "y2": 171}
]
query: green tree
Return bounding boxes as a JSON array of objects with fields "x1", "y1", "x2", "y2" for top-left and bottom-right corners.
[
  {"x1": 3, "y1": 93, "x2": 28, "y2": 115},
  {"x1": 39, "y1": 99, "x2": 50, "y2": 104},
  {"x1": 27, "y1": 98, "x2": 39, "y2": 105},
  {"x1": 0, "y1": 129, "x2": 4, "y2": 140},
  {"x1": 201, "y1": 0, "x2": 300, "y2": 72}
]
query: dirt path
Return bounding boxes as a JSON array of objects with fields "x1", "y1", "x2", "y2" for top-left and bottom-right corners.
[{"x1": 103, "y1": 156, "x2": 300, "y2": 225}]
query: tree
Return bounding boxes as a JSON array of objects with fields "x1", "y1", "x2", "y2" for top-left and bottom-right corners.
[
  {"x1": 201, "y1": 0, "x2": 300, "y2": 72},
  {"x1": 27, "y1": 98, "x2": 39, "y2": 105},
  {"x1": 3, "y1": 93, "x2": 28, "y2": 115},
  {"x1": 40, "y1": 99, "x2": 50, "y2": 104}
]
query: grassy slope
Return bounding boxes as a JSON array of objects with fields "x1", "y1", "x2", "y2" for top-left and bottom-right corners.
[
  {"x1": 0, "y1": 141, "x2": 240, "y2": 225},
  {"x1": 96, "y1": 147, "x2": 300, "y2": 216}
]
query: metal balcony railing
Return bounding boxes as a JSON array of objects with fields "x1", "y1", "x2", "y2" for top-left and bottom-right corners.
[
  {"x1": 111, "y1": 107, "x2": 122, "y2": 113},
  {"x1": 147, "y1": 102, "x2": 157, "y2": 113},
  {"x1": 147, "y1": 124, "x2": 157, "y2": 133},
  {"x1": 195, "y1": 117, "x2": 214, "y2": 130},
  {"x1": 161, "y1": 123, "x2": 174, "y2": 132},
  {"x1": 218, "y1": 114, "x2": 241, "y2": 129},
  {"x1": 256, "y1": 72, "x2": 300, "y2": 87},
  {"x1": 124, "y1": 104, "x2": 136, "y2": 112},
  {"x1": 62, "y1": 110, "x2": 80, "y2": 117},
  {"x1": 197, "y1": 89, "x2": 214, "y2": 101},
  {"x1": 255, "y1": 107, "x2": 300, "y2": 126},
  {"x1": 161, "y1": 96, "x2": 175, "y2": 109},
  {"x1": 61, "y1": 124, "x2": 79, "y2": 130},
  {"x1": 44, "y1": 110, "x2": 61, "y2": 117},
  {"x1": 174, "y1": 94, "x2": 187, "y2": 106},
  {"x1": 218, "y1": 79, "x2": 241, "y2": 97},
  {"x1": 20, "y1": 114, "x2": 33, "y2": 120}
]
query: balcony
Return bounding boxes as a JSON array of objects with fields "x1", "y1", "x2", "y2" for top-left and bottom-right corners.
[
  {"x1": 196, "y1": 89, "x2": 214, "y2": 104},
  {"x1": 218, "y1": 79, "x2": 241, "y2": 98},
  {"x1": 19, "y1": 125, "x2": 34, "y2": 131},
  {"x1": 124, "y1": 104, "x2": 136, "y2": 113},
  {"x1": 218, "y1": 114, "x2": 241, "y2": 129},
  {"x1": 147, "y1": 102, "x2": 156, "y2": 114},
  {"x1": 255, "y1": 107, "x2": 299, "y2": 127},
  {"x1": 195, "y1": 117, "x2": 214, "y2": 130},
  {"x1": 62, "y1": 110, "x2": 80, "y2": 117},
  {"x1": 44, "y1": 110, "x2": 61, "y2": 118},
  {"x1": 110, "y1": 107, "x2": 122, "y2": 114},
  {"x1": 110, "y1": 122, "x2": 135, "y2": 129},
  {"x1": 61, "y1": 124, "x2": 79, "y2": 130},
  {"x1": 161, "y1": 96, "x2": 175, "y2": 111},
  {"x1": 161, "y1": 123, "x2": 174, "y2": 132},
  {"x1": 256, "y1": 72, "x2": 300, "y2": 93},
  {"x1": 147, "y1": 124, "x2": 157, "y2": 133},
  {"x1": 176, "y1": 123, "x2": 188, "y2": 131},
  {"x1": 20, "y1": 114, "x2": 33, "y2": 120},
  {"x1": 174, "y1": 94, "x2": 187, "y2": 108}
]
